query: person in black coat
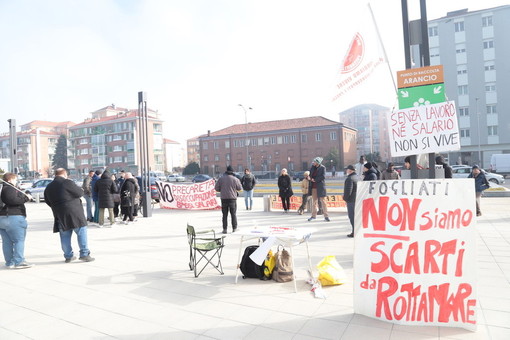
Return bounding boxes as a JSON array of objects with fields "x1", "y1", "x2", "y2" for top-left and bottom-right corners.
[
  {"x1": 94, "y1": 171, "x2": 117, "y2": 227},
  {"x1": 363, "y1": 162, "x2": 378, "y2": 181},
  {"x1": 435, "y1": 155, "x2": 453, "y2": 179},
  {"x1": 277, "y1": 168, "x2": 293, "y2": 213},
  {"x1": 343, "y1": 165, "x2": 359, "y2": 238},
  {"x1": 44, "y1": 168, "x2": 94, "y2": 263},
  {"x1": 0, "y1": 172, "x2": 33, "y2": 269},
  {"x1": 119, "y1": 172, "x2": 138, "y2": 224}
]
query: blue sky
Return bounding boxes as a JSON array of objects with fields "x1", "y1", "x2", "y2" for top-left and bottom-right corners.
[{"x1": 1, "y1": 0, "x2": 507, "y2": 145}]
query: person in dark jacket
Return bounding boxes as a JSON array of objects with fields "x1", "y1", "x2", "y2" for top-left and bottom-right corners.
[
  {"x1": 112, "y1": 173, "x2": 121, "y2": 219},
  {"x1": 215, "y1": 165, "x2": 242, "y2": 234},
  {"x1": 90, "y1": 170, "x2": 102, "y2": 223},
  {"x1": 343, "y1": 165, "x2": 358, "y2": 238},
  {"x1": 44, "y1": 168, "x2": 94, "y2": 263},
  {"x1": 119, "y1": 172, "x2": 138, "y2": 224},
  {"x1": 241, "y1": 168, "x2": 256, "y2": 210},
  {"x1": 435, "y1": 155, "x2": 453, "y2": 179},
  {"x1": 82, "y1": 170, "x2": 94, "y2": 222},
  {"x1": 307, "y1": 157, "x2": 330, "y2": 222},
  {"x1": 277, "y1": 168, "x2": 294, "y2": 213},
  {"x1": 363, "y1": 162, "x2": 378, "y2": 181},
  {"x1": 468, "y1": 165, "x2": 490, "y2": 216},
  {"x1": 94, "y1": 171, "x2": 117, "y2": 227},
  {"x1": 0, "y1": 173, "x2": 33, "y2": 269}
]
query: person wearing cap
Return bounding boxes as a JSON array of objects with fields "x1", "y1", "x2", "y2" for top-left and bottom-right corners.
[
  {"x1": 381, "y1": 163, "x2": 400, "y2": 180},
  {"x1": 435, "y1": 155, "x2": 453, "y2": 179},
  {"x1": 363, "y1": 162, "x2": 378, "y2": 181},
  {"x1": 215, "y1": 165, "x2": 242, "y2": 233},
  {"x1": 343, "y1": 165, "x2": 358, "y2": 238},
  {"x1": 297, "y1": 170, "x2": 311, "y2": 215},
  {"x1": 468, "y1": 165, "x2": 490, "y2": 216},
  {"x1": 307, "y1": 157, "x2": 330, "y2": 222}
]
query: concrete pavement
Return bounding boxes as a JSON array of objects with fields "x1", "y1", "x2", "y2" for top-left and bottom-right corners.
[{"x1": 1, "y1": 196, "x2": 509, "y2": 339}]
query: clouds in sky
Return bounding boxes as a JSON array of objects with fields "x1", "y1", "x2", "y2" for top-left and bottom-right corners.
[{"x1": 1, "y1": 0, "x2": 507, "y2": 144}]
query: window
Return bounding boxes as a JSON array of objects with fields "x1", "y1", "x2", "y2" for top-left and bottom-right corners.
[
  {"x1": 484, "y1": 63, "x2": 495, "y2": 71},
  {"x1": 315, "y1": 133, "x2": 322, "y2": 142},
  {"x1": 250, "y1": 138, "x2": 257, "y2": 146},
  {"x1": 81, "y1": 158, "x2": 89, "y2": 165},
  {"x1": 482, "y1": 16, "x2": 493, "y2": 27},
  {"x1": 457, "y1": 65, "x2": 467, "y2": 75},
  {"x1": 460, "y1": 129, "x2": 470, "y2": 138},
  {"x1": 283, "y1": 135, "x2": 289, "y2": 144},
  {"x1": 487, "y1": 105, "x2": 497, "y2": 114},
  {"x1": 79, "y1": 138, "x2": 88, "y2": 145},
  {"x1": 483, "y1": 40, "x2": 494, "y2": 49},
  {"x1": 213, "y1": 141, "x2": 219, "y2": 149},
  {"x1": 290, "y1": 135, "x2": 297, "y2": 143},
  {"x1": 488, "y1": 126, "x2": 498, "y2": 136},
  {"x1": 203, "y1": 155, "x2": 209, "y2": 161},
  {"x1": 153, "y1": 124, "x2": 162, "y2": 132},
  {"x1": 113, "y1": 135, "x2": 122, "y2": 141},
  {"x1": 301, "y1": 134, "x2": 307, "y2": 143},
  {"x1": 113, "y1": 156, "x2": 123, "y2": 163},
  {"x1": 113, "y1": 145, "x2": 123, "y2": 152},
  {"x1": 459, "y1": 107, "x2": 469, "y2": 116},
  {"x1": 225, "y1": 140, "x2": 230, "y2": 148},
  {"x1": 203, "y1": 142, "x2": 208, "y2": 150},
  {"x1": 226, "y1": 153, "x2": 230, "y2": 161},
  {"x1": 80, "y1": 148, "x2": 89, "y2": 155},
  {"x1": 428, "y1": 26, "x2": 438, "y2": 37},
  {"x1": 485, "y1": 84, "x2": 496, "y2": 92},
  {"x1": 454, "y1": 21, "x2": 464, "y2": 32},
  {"x1": 330, "y1": 131, "x2": 337, "y2": 140},
  {"x1": 270, "y1": 137, "x2": 276, "y2": 145},
  {"x1": 214, "y1": 154, "x2": 219, "y2": 161},
  {"x1": 458, "y1": 85, "x2": 468, "y2": 95},
  {"x1": 456, "y1": 47, "x2": 466, "y2": 54}
]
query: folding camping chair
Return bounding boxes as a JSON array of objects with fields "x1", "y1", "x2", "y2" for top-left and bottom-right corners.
[{"x1": 187, "y1": 224, "x2": 225, "y2": 277}]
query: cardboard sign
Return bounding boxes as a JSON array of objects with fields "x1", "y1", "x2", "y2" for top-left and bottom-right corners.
[
  {"x1": 155, "y1": 179, "x2": 221, "y2": 210},
  {"x1": 353, "y1": 179, "x2": 477, "y2": 331},
  {"x1": 388, "y1": 101, "x2": 460, "y2": 157}
]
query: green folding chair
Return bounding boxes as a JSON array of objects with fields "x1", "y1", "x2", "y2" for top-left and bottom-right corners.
[{"x1": 187, "y1": 224, "x2": 225, "y2": 277}]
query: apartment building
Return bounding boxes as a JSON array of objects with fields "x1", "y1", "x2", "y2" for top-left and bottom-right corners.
[
  {"x1": 69, "y1": 105, "x2": 165, "y2": 176},
  {"x1": 199, "y1": 116, "x2": 357, "y2": 176},
  {"x1": 339, "y1": 104, "x2": 391, "y2": 161},
  {"x1": 427, "y1": 5, "x2": 510, "y2": 167}
]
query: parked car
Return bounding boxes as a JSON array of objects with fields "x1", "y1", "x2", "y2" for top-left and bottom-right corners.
[
  {"x1": 136, "y1": 176, "x2": 160, "y2": 202},
  {"x1": 292, "y1": 171, "x2": 306, "y2": 181},
  {"x1": 167, "y1": 174, "x2": 186, "y2": 182},
  {"x1": 192, "y1": 174, "x2": 212, "y2": 183},
  {"x1": 452, "y1": 166, "x2": 505, "y2": 184},
  {"x1": 25, "y1": 179, "x2": 53, "y2": 201},
  {"x1": 19, "y1": 180, "x2": 34, "y2": 190}
]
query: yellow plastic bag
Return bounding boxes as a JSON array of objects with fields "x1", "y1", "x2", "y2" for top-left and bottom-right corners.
[{"x1": 317, "y1": 256, "x2": 346, "y2": 286}]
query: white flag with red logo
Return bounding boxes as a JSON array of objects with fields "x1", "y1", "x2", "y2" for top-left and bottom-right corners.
[{"x1": 332, "y1": 6, "x2": 388, "y2": 104}]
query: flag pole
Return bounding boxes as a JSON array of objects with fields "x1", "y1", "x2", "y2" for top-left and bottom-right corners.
[{"x1": 368, "y1": 2, "x2": 398, "y2": 96}]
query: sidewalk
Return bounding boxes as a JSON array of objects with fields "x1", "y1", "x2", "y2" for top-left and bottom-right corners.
[{"x1": 0, "y1": 197, "x2": 509, "y2": 339}]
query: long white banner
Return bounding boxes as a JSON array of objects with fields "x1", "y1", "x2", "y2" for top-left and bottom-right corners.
[
  {"x1": 155, "y1": 179, "x2": 221, "y2": 210},
  {"x1": 353, "y1": 179, "x2": 477, "y2": 331}
]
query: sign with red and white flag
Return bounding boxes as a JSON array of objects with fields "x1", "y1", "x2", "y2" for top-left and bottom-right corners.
[{"x1": 332, "y1": 7, "x2": 387, "y2": 103}]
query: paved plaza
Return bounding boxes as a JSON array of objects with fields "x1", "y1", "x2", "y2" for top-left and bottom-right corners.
[{"x1": 1, "y1": 196, "x2": 509, "y2": 340}]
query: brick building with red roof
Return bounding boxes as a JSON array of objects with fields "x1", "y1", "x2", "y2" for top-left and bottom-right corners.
[{"x1": 198, "y1": 116, "x2": 357, "y2": 177}]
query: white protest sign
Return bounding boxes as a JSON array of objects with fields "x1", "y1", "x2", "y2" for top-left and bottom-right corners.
[
  {"x1": 353, "y1": 179, "x2": 477, "y2": 331},
  {"x1": 388, "y1": 101, "x2": 460, "y2": 157},
  {"x1": 155, "y1": 179, "x2": 221, "y2": 210}
]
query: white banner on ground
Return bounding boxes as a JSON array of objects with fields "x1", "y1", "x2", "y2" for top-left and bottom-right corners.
[
  {"x1": 387, "y1": 101, "x2": 461, "y2": 157},
  {"x1": 353, "y1": 179, "x2": 477, "y2": 331},
  {"x1": 155, "y1": 179, "x2": 221, "y2": 210}
]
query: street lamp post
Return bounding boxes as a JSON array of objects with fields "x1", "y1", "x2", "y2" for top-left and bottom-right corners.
[
  {"x1": 238, "y1": 104, "x2": 252, "y2": 170},
  {"x1": 475, "y1": 97, "x2": 482, "y2": 166}
]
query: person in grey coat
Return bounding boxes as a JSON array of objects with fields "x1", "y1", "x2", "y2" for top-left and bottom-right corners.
[
  {"x1": 307, "y1": 157, "x2": 330, "y2": 222},
  {"x1": 215, "y1": 165, "x2": 242, "y2": 234},
  {"x1": 44, "y1": 168, "x2": 94, "y2": 263}
]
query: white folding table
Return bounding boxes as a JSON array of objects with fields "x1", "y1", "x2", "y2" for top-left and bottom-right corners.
[{"x1": 233, "y1": 226, "x2": 316, "y2": 292}]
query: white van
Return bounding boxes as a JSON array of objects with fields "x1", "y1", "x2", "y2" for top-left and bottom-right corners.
[{"x1": 490, "y1": 154, "x2": 510, "y2": 175}]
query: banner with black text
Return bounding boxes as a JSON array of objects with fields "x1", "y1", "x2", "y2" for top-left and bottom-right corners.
[{"x1": 156, "y1": 179, "x2": 221, "y2": 210}]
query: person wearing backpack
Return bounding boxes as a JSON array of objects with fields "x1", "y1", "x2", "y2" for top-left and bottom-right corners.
[{"x1": 0, "y1": 172, "x2": 33, "y2": 269}]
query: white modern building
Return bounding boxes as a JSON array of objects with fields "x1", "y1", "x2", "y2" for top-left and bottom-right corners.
[{"x1": 427, "y1": 5, "x2": 510, "y2": 167}]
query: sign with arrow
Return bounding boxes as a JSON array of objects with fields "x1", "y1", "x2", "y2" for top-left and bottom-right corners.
[{"x1": 397, "y1": 65, "x2": 445, "y2": 110}]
